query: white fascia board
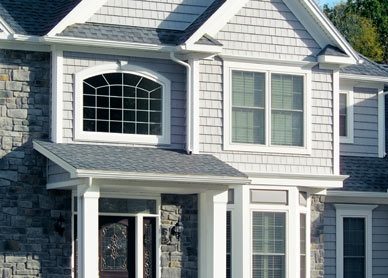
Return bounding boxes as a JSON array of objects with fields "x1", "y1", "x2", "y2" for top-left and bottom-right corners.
[
  {"x1": 43, "y1": 35, "x2": 177, "y2": 52},
  {"x1": 47, "y1": 0, "x2": 107, "y2": 36},
  {"x1": 247, "y1": 172, "x2": 347, "y2": 188},
  {"x1": 178, "y1": 43, "x2": 222, "y2": 54},
  {"x1": 75, "y1": 169, "x2": 250, "y2": 185},
  {"x1": 0, "y1": 16, "x2": 14, "y2": 35},
  {"x1": 185, "y1": 0, "x2": 250, "y2": 46},
  {"x1": 325, "y1": 190, "x2": 388, "y2": 205},
  {"x1": 318, "y1": 55, "x2": 355, "y2": 66},
  {"x1": 33, "y1": 141, "x2": 77, "y2": 176},
  {"x1": 340, "y1": 73, "x2": 388, "y2": 83},
  {"x1": 326, "y1": 190, "x2": 388, "y2": 198}
]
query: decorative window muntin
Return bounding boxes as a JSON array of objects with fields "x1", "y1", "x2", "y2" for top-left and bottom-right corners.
[{"x1": 83, "y1": 73, "x2": 163, "y2": 136}]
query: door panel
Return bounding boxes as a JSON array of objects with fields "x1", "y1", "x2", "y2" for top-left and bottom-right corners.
[{"x1": 143, "y1": 217, "x2": 156, "y2": 278}]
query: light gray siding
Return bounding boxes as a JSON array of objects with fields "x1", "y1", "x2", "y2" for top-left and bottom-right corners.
[
  {"x1": 47, "y1": 160, "x2": 70, "y2": 184},
  {"x1": 323, "y1": 204, "x2": 388, "y2": 277},
  {"x1": 88, "y1": 0, "x2": 211, "y2": 30},
  {"x1": 340, "y1": 87, "x2": 379, "y2": 157},
  {"x1": 62, "y1": 52, "x2": 186, "y2": 149},
  {"x1": 214, "y1": 0, "x2": 321, "y2": 61},
  {"x1": 199, "y1": 58, "x2": 334, "y2": 175}
]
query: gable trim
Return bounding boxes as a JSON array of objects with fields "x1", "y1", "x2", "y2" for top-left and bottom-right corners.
[
  {"x1": 47, "y1": 0, "x2": 107, "y2": 36},
  {"x1": 0, "y1": 15, "x2": 14, "y2": 35}
]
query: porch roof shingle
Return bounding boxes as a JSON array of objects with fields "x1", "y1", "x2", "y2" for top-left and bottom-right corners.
[
  {"x1": 34, "y1": 140, "x2": 247, "y2": 180},
  {"x1": 341, "y1": 55, "x2": 388, "y2": 78}
]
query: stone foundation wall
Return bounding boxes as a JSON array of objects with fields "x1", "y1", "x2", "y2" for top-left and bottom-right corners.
[
  {"x1": 0, "y1": 49, "x2": 72, "y2": 277},
  {"x1": 310, "y1": 195, "x2": 325, "y2": 278},
  {"x1": 160, "y1": 194, "x2": 197, "y2": 278}
]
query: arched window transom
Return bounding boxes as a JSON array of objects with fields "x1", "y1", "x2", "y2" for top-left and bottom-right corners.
[{"x1": 82, "y1": 73, "x2": 163, "y2": 136}]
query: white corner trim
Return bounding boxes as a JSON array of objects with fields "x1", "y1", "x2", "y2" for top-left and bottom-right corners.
[
  {"x1": 339, "y1": 90, "x2": 354, "y2": 144},
  {"x1": 73, "y1": 63, "x2": 171, "y2": 145},
  {"x1": 189, "y1": 59, "x2": 200, "y2": 154},
  {"x1": 333, "y1": 70, "x2": 340, "y2": 175},
  {"x1": 47, "y1": 0, "x2": 107, "y2": 36},
  {"x1": 378, "y1": 88, "x2": 386, "y2": 158},
  {"x1": 51, "y1": 47, "x2": 64, "y2": 143},
  {"x1": 185, "y1": 0, "x2": 250, "y2": 46},
  {"x1": 223, "y1": 60, "x2": 312, "y2": 155},
  {"x1": 335, "y1": 204, "x2": 376, "y2": 278},
  {"x1": 33, "y1": 141, "x2": 77, "y2": 176},
  {"x1": 340, "y1": 73, "x2": 388, "y2": 83}
]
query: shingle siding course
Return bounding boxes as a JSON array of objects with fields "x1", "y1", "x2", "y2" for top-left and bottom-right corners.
[
  {"x1": 88, "y1": 0, "x2": 212, "y2": 31},
  {"x1": 214, "y1": 0, "x2": 321, "y2": 61},
  {"x1": 62, "y1": 52, "x2": 186, "y2": 149}
]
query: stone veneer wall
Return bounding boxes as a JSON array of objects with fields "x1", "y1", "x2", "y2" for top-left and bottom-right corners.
[
  {"x1": 0, "y1": 50, "x2": 72, "y2": 277},
  {"x1": 310, "y1": 195, "x2": 325, "y2": 278},
  {"x1": 160, "y1": 194, "x2": 197, "y2": 278}
]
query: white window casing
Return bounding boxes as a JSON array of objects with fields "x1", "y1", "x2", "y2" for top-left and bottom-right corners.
[
  {"x1": 339, "y1": 90, "x2": 354, "y2": 144},
  {"x1": 74, "y1": 63, "x2": 171, "y2": 145},
  {"x1": 223, "y1": 61, "x2": 312, "y2": 154},
  {"x1": 335, "y1": 204, "x2": 377, "y2": 278}
]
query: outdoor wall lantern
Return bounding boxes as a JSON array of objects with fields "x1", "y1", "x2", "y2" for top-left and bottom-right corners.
[
  {"x1": 54, "y1": 213, "x2": 65, "y2": 237},
  {"x1": 171, "y1": 218, "x2": 184, "y2": 240}
]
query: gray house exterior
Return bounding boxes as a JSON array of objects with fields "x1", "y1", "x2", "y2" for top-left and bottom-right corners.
[{"x1": 0, "y1": 0, "x2": 388, "y2": 278}]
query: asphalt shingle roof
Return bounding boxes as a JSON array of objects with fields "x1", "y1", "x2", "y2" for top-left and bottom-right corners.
[
  {"x1": 0, "y1": 0, "x2": 81, "y2": 36},
  {"x1": 341, "y1": 54, "x2": 388, "y2": 78},
  {"x1": 339, "y1": 156, "x2": 388, "y2": 192},
  {"x1": 34, "y1": 140, "x2": 247, "y2": 179},
  {"x1": 317, "y1": 45, "x2": 348, "y2": 57}
]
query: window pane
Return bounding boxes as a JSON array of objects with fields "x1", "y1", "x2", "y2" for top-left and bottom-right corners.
[
  {"x1": 252, "y1": 212, "x2": 286, "y2": 278},
  {"x1": 343, "y1": 217, "x2": 365, "y2": 278},
  {"x1": 300, "y1": 214, "x2": 306, "y2": 278},
  {"x1": 271, "y1": 74, "x2": 304, "y2": 146},
  {"x1": 232, "y1": 71, "x2": 265, "y2": 144},
  {"x1": 99, "y1": 198, "x2": 156, "y2": 214},
  {"x1": 226, "y1": 211, "x2": 232, "y2": 278},
  {"x1": 340, "y1": 94, "x2": 347, "y2": 137}
]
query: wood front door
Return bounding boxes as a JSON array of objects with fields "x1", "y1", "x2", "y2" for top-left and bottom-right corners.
[{"x1": 99, "y1": 216, "x2": 136, "y2": 278}]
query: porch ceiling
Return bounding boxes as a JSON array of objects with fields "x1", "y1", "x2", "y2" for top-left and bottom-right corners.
[{"x1": 33, "y1": 140, "x2": 249, "y2": 186}]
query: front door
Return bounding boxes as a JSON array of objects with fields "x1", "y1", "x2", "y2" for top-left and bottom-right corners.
[{"x1": 99, "y1": 216, "x2": 136, "y2": 278}]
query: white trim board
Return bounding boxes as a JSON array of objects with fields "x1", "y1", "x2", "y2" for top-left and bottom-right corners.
[{"x1": 340, "y1": 73, "x2": 388, "y2": 83}]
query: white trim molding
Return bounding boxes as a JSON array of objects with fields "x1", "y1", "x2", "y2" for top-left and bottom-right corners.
[
  {"x1": 340, "y1": 73, "x2": 388, "y2": 83},
  {"x1": 378, "y1": 88, "x2": 386, "y2": 158},
  {"x1": 335, "y1": 204, "x2": 377, "y2": 278},
  {"x1": 223, "y1": 60, "x2": 312, "y2": 155},
  {"x1": 51, "y1": 47, "x2": 64, "y2": 143},
  {"x1": 333, "y1": 70, "x2": 340, "y2": 175},
  {"x1": 73, "y1": 63, "x2": 171, "y2": 145},
  {"x1": 339, "y1": 90, "x2": 354, "y2": 144}
]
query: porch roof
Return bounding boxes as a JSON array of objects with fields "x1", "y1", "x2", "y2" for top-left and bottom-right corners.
[{"x1": 34, "y1": 140, "x2": 249, "y2": 184}]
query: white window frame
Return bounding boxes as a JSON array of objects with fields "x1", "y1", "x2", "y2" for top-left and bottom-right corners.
[
  {"x1": 71, "y1": 192, "x2": 161, "y2": 278},
  {"x1": 339, "y1": 90, "x2": 354, "y2": 144},
  {"x1": 247, "y1": 186, "x2": 310, "y2": 278},
  {"x1": 74, "y1": 63, "x2": 171, "y2": 145},
  {"x1": 223, "y1": 61, "x2": 312, "y2": 154},
  {"x1": 335, "y1": 204, "x2": 377, "y2": 278}
]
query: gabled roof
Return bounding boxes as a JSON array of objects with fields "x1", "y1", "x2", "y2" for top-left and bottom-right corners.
[
  {"x1": 34, "y1": 141, "x2": 248, "y2": 182},
  {"x1": 0, "y1": 0, "x2": 80, "y2": 36},
  {"x1": 341, "y1": 54, "x2": 388, "y2": 78},
  {"x1": 317, "y1": 45, "x2": 348, "y2": 57},
  {"x1": 339, "y1": 156, "x2": 388, "y2": 192},
  {"x1": 59, "y1": 22, "x2": 221, "y2": 46}
]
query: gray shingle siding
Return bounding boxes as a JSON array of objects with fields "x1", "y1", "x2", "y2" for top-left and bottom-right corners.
[
  {"x1": 340, "y1": 87, "x2": 379, "y2": 157},
  {"x1": 88, "y1": 0, "x2": 213, "y2": 31},
  {"x1": 62, "y1": 52, "x2": 186, "y2": 149},
  {"x1": 214, "y1": 0, "x2": 321, "y2": 61},
  {"x1": 199, "y1": 58, "x2": 334, "y2": 174}
]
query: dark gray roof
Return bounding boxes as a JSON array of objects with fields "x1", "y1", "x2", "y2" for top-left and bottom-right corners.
[
  {"x1": 34, "y1": 140, "x2": 247, "y2": 179},
  {"x1": 196, "y1": 35, "x2": 223, "y2": 46},
  {"x1": 339, "y1": 156, "x2": 388, "y2": 192},
  {"x1": 59, "y1": 22, "x2": 222, "y2": 46},
  {"x1": 317, "y1": 45, "x2": 348, "y2": 57},
  {"x1": 341, "y1": 54, "x2": 388, "y2": 77},
  {"x1": 0, "y1": 0, "x2": 81, "y2": 36}
]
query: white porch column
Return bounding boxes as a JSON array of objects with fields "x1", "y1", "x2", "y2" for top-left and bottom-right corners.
[
  {"x1": 199, "y1": 190, "x2": 228, "y2": 278},
  {"x1": 77, "y1": 185, "x2": 100, "y2": 278}
]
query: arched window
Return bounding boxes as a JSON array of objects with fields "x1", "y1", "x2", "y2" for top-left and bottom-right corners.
[{"x1": 74, "y1": 64, "x2": 170, "y2": 144}]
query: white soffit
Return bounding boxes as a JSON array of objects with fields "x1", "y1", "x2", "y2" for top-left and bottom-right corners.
[{"x1": 47, "y1": 0, "x2": 108, "y2": 36}]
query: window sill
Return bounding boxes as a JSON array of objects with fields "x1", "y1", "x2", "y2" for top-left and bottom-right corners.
[
  {"x1": 74, "y1": 130, "x2": 170, "y2": 145},
  {"x1": 223, "y1": 142, "x2": 311, "y2": 155}
]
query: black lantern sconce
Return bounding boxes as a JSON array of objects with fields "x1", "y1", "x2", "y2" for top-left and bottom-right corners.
[
  {"x1": 171, "y1": 218, "x2": 184, "y2": 240},
  {"x1": 54, "y1": 213, "x2": 65, "y2": 237}
]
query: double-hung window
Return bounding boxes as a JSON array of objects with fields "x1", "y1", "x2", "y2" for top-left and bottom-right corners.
[
  {"x1": 335, "y1": 204, "x2": 376, "y2": 278},
  {"x1": 225, "y1": 62, "x2": 311, "y2": 153},
  {"x1": 339, "y1": 91, "x2": 354, "y2": 143}
]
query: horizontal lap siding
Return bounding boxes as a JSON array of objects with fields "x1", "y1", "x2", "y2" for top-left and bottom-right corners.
[
  {"x1": 215, "y1": 0, "x2": 321, "y2": 61},
  {"x1": 199, "y1": 59, "x2": 333, "y2": 174},
  {"x1": 323, "y1": 204, "x2": 388, "y2": 277},
  {"x1": 62, "y1": 52, "x2": 186, "y2": 149},
  {"x1": 88, "y1": 0, "x2": 211, "y2": 30},
  {"x1": 340, "y1": 88, "x2": 378, "y2": 157}
]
